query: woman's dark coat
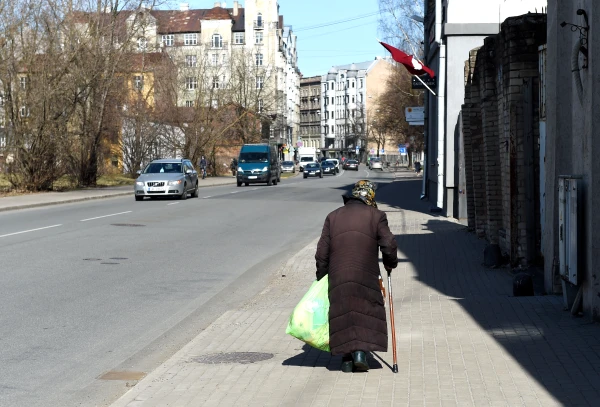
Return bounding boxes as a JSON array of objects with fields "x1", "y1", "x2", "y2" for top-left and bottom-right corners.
[{"x1": 315, "y1": 198, "x2": 398, "y2": 356}]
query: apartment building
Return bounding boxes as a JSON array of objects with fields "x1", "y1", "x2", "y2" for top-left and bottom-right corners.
[
  {"x1": 100, "y1": 0, "x2": 299, "y2": 146},
  {"x1": 299, "y1": 76, "x2": 321, "y2": 153},
  {"x1": 320, "y1": 57, "x2": 393, "y2": 160}
]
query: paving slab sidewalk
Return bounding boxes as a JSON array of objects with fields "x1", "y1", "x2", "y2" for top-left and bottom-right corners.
[
  {"x1": 109, "y1": 170, "x2": 600, "y2": 407},
  {"x1": 0, "y1": 177, "x2": 237, "y2": 212}
]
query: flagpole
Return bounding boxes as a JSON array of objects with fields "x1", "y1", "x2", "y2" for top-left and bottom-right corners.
[{"x1": 414, "y1": 74, "x2": 436, "y2": 96}]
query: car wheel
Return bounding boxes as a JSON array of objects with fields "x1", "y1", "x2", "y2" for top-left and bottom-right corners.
[
  {"x1": 192, "y1": 182, "x2": 199, "y2": 198},
  {"x1": 245, "y1": 182, "x2": 250, "y2": 186},
  {"x1": 267, "y1": 176, "x2": 273, "y2": 186},
  {"x1": 303, "y1": 174, "x2": 307, "y2": 179},
  {"x1": 237, "y1": 181, "x2": 242, "y2": 187},
  {"x1": 179, "y1": 185, "x2": 188, "y2": 200},
  {"x1": 135, "y1": 195, "x2": 143, "y2": 201}
]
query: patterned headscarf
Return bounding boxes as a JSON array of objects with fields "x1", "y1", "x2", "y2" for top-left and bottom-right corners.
[{"x1": 349, "y1": 180, "x2": 377, "y2": 208}]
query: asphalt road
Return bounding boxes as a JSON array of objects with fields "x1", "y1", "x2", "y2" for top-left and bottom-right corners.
[{"x1": 0, "y1": 166, "x2": 394, "y2": 407}]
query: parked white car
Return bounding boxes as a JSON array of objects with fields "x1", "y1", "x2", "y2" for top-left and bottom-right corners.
[{"x1": 369, "y1": 158, "x2": 383, "y2": 170}]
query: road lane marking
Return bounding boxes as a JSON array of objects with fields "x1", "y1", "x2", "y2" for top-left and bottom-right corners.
[
  {"x1": 80, "y1": 211, "x2": 132, "y2": 222},
  {"x1": 203, "y1": 196, "x2": 212, "y2": 199},
  {"x1": 167, "y1": 202, "x2": 180, "y2": 206},
  {"x1": 230, "y1": 191, "x2": 238, "y2": 194},
  {"x1": 0, "y1": 224, "x2": 62, "y2": 239}
]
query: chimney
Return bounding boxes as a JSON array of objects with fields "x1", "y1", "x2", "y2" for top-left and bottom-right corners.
[
  {"x1": 233, "y1": 1, "x2": 239, "y2": 16},
  {"x1": 180, "y1": 3, "x2": 189, "y2": 11},
  {"x1": 214, "y1": 1, "x2": 221, "y2": 7}
]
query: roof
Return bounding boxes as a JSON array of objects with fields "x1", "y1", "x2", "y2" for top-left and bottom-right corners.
[
  {"x1": 203, "y1": 6, "x2": 232, "y2": 20},
  {"x1": 151, "y1": 10, "x2": 205, "y2": 33}
]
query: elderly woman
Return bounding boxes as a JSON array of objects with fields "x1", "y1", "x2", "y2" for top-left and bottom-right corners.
[{"x1": 315, "y1": 180, "x2": 398, "y2": 372}]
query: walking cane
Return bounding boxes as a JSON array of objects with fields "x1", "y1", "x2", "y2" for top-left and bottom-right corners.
[{"x1": 387, "y1": 270, "x2": 398, "y2": 373}]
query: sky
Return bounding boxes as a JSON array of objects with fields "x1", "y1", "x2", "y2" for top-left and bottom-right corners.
[{"x1": 185, "y1": 0, "x2": 386, "y2": 77}]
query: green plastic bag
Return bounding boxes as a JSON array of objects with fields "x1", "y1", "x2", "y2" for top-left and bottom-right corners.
[{"x1": 286, "y1": 276, "x2": 330, "y2": 352}]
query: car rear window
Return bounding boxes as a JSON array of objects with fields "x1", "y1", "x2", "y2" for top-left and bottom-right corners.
[{"x1": 282, "y1": 161, "x2": 294, "y2": 165}]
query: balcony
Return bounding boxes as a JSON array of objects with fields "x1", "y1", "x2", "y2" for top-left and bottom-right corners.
[
  {"x1": 209, "y1": 41, "x2": 229, "y2": 50},
  {"x1": 254, "y1": 20, "x2": 264, "y2": 30}
]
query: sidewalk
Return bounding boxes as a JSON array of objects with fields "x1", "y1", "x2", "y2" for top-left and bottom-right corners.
[
  {"x1": 0, "y1": 176, "x2": 237, "y2": 212},
  {"x1": 109, "y1": 169, "x2": 600, "y2": 407}
]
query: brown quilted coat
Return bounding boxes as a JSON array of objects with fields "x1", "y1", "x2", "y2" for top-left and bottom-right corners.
[{"x1": 315, "y1": 198, "x2": 398, "y2": 355}]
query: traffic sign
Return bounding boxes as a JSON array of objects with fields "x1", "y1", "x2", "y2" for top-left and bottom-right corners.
[{"x1": 399, "y1": 147, "x2": 406, "y2": 154}]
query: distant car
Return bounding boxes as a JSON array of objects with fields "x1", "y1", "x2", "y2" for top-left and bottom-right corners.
[
  {"x1": 303, "y1": 162, "x2": 322, "y2": 179},
  {"x1": 281, "y1": 161, "x2": 296, "y2": 173},
  {"x1": 369, "y1": 158, "x2": 383, "y2": 170},
  {"x1": 344, "y1": 159, "x2": 359, "y2": 171},
  {"x1": 134, "y1": 159, "x2": 199, "y2": 201},
  {"x1": 325, "y1": 159, "x2": 340, "y2": 174},
  {"x1": 321, "y1": 161, "x2": 336, "y2": 176}
]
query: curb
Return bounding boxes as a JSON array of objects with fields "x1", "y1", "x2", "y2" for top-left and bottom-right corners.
[{"x1": 0, "y1": 181, "x2": 237, "y2": 213}]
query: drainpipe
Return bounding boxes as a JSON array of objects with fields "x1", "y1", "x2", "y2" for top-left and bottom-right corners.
[{"x1": 435, "y1": 0, "x2": 446, "y2": 211}]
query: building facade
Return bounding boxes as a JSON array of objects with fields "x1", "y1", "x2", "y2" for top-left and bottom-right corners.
[
  {"x1": 319, "y1": 57, "x2": 393, "y2": 160},
  {"x1": 111, "y1": 0, "x2": 299, "y2": 146},
  {"x1": 299, "y1": 76, "x2": 321, "y2": 152},
  {"x1": 423, "y1": 0, "x2": 547, "y2": 219}
]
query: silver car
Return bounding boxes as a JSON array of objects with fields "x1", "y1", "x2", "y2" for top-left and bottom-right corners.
[
  {"x1": 281, "y1": 160, "x2": 296, "y2": 173},
  {"x1": 134, "y1": 159, "x2": 199, "y2": 201},
  {"x1": 369, "y1": 158, "x2": 383, "y2": 170}
]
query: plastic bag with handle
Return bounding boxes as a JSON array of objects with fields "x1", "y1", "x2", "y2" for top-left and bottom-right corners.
[{"x1": 285, "y1": 276, "x2": 330, "y2": 352}]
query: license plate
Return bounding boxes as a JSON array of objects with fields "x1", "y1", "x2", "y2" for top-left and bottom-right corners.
[
  {"x1": 310, "y1": 171, "x2": 315, "y2": 174},
  {"x1": 148, "y1": 187, "x2": 164, "y2": 191},
  {"x1": 248, "y1": 176, "x2": 257, "y2": 179}
]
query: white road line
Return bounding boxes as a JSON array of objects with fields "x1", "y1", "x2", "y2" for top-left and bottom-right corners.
[
  {"x1": 203, "y1": 196, "x2": 212, "y2": 199},
  {"x1": 230, "y1": 191, "x2": 238, "y2": 194},
  {"x1": 0, "y1": 224, "x2": 62, "y2": 239},
  {"x1": 167, "y1": 202, "x2": 180, "y2": 206},
  {"x1": 80, "y1": 211, "x2": 132, "y2": 222}
]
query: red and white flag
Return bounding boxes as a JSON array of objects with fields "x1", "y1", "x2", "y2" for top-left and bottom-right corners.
[{"x1": 379, "y1": 41, "x2": 435, "y2": 78}]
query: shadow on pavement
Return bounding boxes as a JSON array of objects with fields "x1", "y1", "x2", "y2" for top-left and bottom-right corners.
[
  {"x1": 282, "y1": 344, "x2": 384, "y2": 372},
  {"x1": 376, "y1": 178, "x2": 600, "y2": 406}
]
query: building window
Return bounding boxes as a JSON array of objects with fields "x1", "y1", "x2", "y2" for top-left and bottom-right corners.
[
  {"x1": 256, "y1": 53, "x2": 263, "y2": 66},
  {"x1": 234, "y1": 32, "x2": 244, "y2": 44},
  {"x1": 212, "y1": 53, "x2": 218, "y2": 66},
  {"x1": 256, "y1": 76, "x2": 263, "y2": 89},
  {"x1": 258, "y1": 99, "x2": 263, "y2": 112},
  {"x1": 186, "y1": 55, "x2": 197, "y2": 67},
  {"x1": 256, "y1": 32, "x2": 263, "y2": 44},
  {"x1": 256, "y1": 13, "x2": 263, "y2": 28},
  {"x1": 352, "y1": 96, "x2": 355, "y2": 103},
  {"x1": 212, "y1": 34, "x2": 223, "y2": 48},
  {"x1": 352, "y1": 81, "x2": 355, "y2": 88},
  {"x1": 331, "y1": 125, "x2": 334, "y2": 134},
  {"x1": 186, "y1": 77, "x2": 198, "y2": 90},
  {"x1": 332, "y1": 111, "x2": 334, "y2": 119},
  {"x1": 212, "y1": 77, "x2": 219, "y2": 89},
  {"x1": 0, "y1": 92, "x2": 4, "y2": 106},
  {"x1": 20, "y1": 106, "x2": 29, "y2": 117},
  {"x1": 134, "y1": 75, "x2": 143, "y2": 90},
  {"x1": 223, "y1": 53, "x2": 227, "y2": 64},
  {"x1": 184, "y1": 34, "x2": 197, "y2": 45},
  {"x1": 359, "y1": 79, "x2": 363, "y2": 88},
  {"x1": 137, "y1": 37, "x2": 147, "y2": 51},
  {"x1": 20, "y1": 77, "x2": 26, "y2": 90},
  {"x1": 211, "y1": 99, "x2": 218, "y2": 108},
  {"x1": 162, "y1": 34, "x2": 174, "y2": 46},
  {"x1": 359, "y1": 93, "x2": 363, "y2": 102},
  {"x1": 185, "y1": 100, "x2": 194, "y2": 107}
]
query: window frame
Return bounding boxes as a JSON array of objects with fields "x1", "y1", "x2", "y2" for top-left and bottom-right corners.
[
  {"x1": 162, "y1": 34, "x2": 174, "y2": 46},
  {"x1": 184, "y1": 33, "x2": 198, "y2": 46},
  {"x1": 185, "y1": 77, "x2": 198, "y2": 90}
]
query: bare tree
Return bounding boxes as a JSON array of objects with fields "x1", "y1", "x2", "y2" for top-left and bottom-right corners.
[{"x1": 378, "y1": 0, "x2": 425, "y2": 58}]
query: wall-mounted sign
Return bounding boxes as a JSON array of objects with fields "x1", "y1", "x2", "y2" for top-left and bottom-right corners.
[
  {"x1": 405, "y1": 107, "x2": 425, "y2": 122},
  {"x1": 412, "y1": 75, "x2": 436, "y2": 90}
]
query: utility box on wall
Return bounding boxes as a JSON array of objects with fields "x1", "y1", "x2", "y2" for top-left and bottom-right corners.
[{"x1": 558, "y1": 176, "x2": 582, "y2": 285}]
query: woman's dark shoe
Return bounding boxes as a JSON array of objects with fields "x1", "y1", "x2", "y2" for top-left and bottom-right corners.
[
  {"x1": 352, "y1": 351, "x2": 369, "y2": 372},
  {"x1": 341, "y1": 354, "x2": 354, "y2": 373}
]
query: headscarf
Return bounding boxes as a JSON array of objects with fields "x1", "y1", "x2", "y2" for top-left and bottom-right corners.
[{"x1": 344, "y1": 180, "x2": 377, "y2": 208}]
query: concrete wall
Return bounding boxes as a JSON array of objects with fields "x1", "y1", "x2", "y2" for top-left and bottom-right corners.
[{"x1": 545, "y1": 0, "x2": 600, "y2": 318}]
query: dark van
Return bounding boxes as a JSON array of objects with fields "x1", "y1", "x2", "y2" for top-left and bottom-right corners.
[{"x1": 236, "y1": 144, "x2": 281, "y2": 186}]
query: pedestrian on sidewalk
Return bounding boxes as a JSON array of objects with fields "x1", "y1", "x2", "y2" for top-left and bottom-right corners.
[{"x1": 315, "y1": 180, "x2": 398, "y2": 373}]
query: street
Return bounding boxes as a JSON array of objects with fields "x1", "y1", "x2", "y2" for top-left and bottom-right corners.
[{"x1": 0, "y1": 168, "x2": 394, "y2": 407}]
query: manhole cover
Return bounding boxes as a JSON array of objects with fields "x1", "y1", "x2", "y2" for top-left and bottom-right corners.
[
  {"x1": 191, "y1": 352, "x2": 274, "y2": 365},
  {"x1": 83, "y1": 258, "x2": 102, "y2": 261},
  {"x1": 111, "y1": 224, "x2": 145, "y2": 227},
  {"x1": 110, "y1": 257, "x2": 128, "y2": 260},
  {"x1": 101, "y1": 262, "x2": 119, "y2": 265}
]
